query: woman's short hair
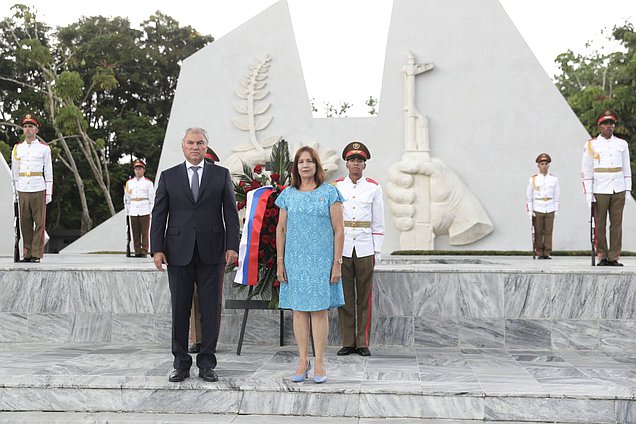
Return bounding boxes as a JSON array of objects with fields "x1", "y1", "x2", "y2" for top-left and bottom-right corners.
[{"x1": 291, "y1": 146, "x2": 325, "y2": 189}]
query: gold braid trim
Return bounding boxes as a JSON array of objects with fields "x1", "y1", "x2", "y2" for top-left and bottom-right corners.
[{"x1": 586, "y1": 140, "x2": 600, "y2": 160}]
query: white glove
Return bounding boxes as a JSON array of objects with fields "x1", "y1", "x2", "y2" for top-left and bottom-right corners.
[
  {"x1": 46, "y1": 194, "x2": 52, "y2": 204},
  {"x1": 586, "y1": 193, "x2": 594, "y2": 206},
  {"x1": 527, "y1": 210, "x2": 534, "y2": 218},
  {"x1": 13, "y1": 192, "x2": 18, "y2": 203},
  {"x1": 374, "y1": 252, "x2": 382, "y2": 263},
  {"x1": 554, "y1": 210, "x2": 558, "y2": 217}
]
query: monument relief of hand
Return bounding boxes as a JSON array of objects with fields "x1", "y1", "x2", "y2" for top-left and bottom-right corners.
[{"x1": 387, "y1": 157, "x2": 493, "y2": 245}]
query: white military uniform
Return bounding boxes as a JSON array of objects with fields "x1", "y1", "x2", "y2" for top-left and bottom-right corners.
[
  {"x1": 526, "y1": 173, "x2": 560, "y2": 214},
  {"x1": 581, "y1": 135, "x2": 632, "y2": 195},
  {"x1": 11, "y1": 139, "x2": 53, "y2": 259},
  {"x1": 124, "y1": 177, "x2": 155, "y2": 216},
  {"x1": 11, "y1": 140, "x2": 53, "y2": 198},
  {"x1": 334, "y1": 176, "x2": 385, "y2": 259}
]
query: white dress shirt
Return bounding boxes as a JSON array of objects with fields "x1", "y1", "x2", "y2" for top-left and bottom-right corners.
[
  {"x1": 334, "y1": 175, "x2": 385, "y2": 258},
  {"x1": 581, "y1": 134, "x2": 632, "y2": 194},
  {"x1": 124, "y1": 177, "x2": 155, "y2": 216},
  {"x1": 186, "y1": 160, "x2": 204, "y2": 187},
  {"x1": 11, "y1": 140, "x2": 53, "y2": 195},
  {"x1": 526, "y1": 173, "x2": 560, "y2": 213}
]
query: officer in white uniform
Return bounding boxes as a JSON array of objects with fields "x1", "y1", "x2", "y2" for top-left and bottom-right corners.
[
  {"x1": 526, "y1": 153, "x2": 560, "y2": 259},
  {"x1": 581, "y1": 110, "x2": 632, "y2": 266},
  {"x1": 11, "y1": 114, "x2": 53, "y2": 263},
  {"x1": 334, "y1": 141, "x2": 384, "y2": 357},
  {"x1": 124, "y1": 159, "x2": 155, "y2": 257}
]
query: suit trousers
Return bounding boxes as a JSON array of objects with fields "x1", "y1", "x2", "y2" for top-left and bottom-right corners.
[
  {"x1": 534, "y1": 211, "x2": 555, "y2": 257},
  {"x1": 167, "y1": 246, "x2": 224, "y2": 370},
  {"x1": 595, "y1": 192, "x2": 626, "y2": 261},
  {"x1": 338, "y1": 249, "x2": 375, "y2": 348},
  {"x1": 18, "y1": 190, "x2": 46, "y2": 259},
  {"x1": 129, "y1": 215, "x2": 150, "y2": 255}
]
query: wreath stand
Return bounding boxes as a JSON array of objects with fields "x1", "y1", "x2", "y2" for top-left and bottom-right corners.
[{"x1": 225, "y1": 286, "x2": 315, "y2": 356}]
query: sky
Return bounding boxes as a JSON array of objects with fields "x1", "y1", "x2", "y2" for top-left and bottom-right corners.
[{"x1": 1, "y1": 0, "x2": 634, "y2": 116}]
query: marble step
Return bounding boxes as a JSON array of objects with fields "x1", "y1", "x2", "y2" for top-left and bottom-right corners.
[{"x1": 0, "y1": 343, "x2": 634, "y2": 423}]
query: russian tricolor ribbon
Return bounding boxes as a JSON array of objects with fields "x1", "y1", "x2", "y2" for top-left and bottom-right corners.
[{"x1": 234, "y1": 186, "x2": 274, "y2": 286}]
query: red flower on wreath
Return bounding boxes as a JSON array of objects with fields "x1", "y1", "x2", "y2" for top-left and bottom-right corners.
[
  {"x1": 254, "y1": 164, "x2": 263, "y2": 174},
  {"x1": 270, "y1": 172, "x2": 280, "y2": 183}
]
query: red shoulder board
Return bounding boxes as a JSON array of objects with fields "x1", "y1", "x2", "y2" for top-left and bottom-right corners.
[
  {"x1": 531, "y1": 174, "x2": 538, "y2": 177},
  {"x1": 39, "y1": 141, "x2": 49, "y2": 146},
  {"x1": 333, "y1": 177, "x2": 345, "y2": 183},
  {"x1": 365, "y1": 177, "x2": 379, "y2": 185},
  {"x1": 127, "y1": 177, "x2": 135, "y2": 182},
  {"x1": 144, "y1": 177, "x2": 154, "y2": 183}
]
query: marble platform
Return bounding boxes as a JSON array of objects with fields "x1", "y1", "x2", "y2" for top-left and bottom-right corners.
[
  {"x1": 0, "y1": 342, "x2": 634, "y2": 422},
  {"x1": 0, "y1": 255, "x2": 635, "y2": 421},
  {"x1": 0, "y1": 255, "x2": 635, "y2": 351}
]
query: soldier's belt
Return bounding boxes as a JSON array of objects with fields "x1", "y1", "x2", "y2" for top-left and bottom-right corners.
[
  {"x1": 535, "y1": 197, "x2": 553, "y2": 201},
  {"x1": 18, "y1": 171, "x2": 43, "y2": 177},
  {"x1": 594, "y1": 167, "x2": 622, "y2": 173},
  {"x1": 131, "y1": 198, "x2": 149, "y2": 201},
  {"x1": 344, "y1": 220, "x2": 371, "y2": 228}
]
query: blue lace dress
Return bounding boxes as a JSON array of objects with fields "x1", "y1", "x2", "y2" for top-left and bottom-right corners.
[{"x1": 275, "y1": 183, "x2": 345, "y2": 311}]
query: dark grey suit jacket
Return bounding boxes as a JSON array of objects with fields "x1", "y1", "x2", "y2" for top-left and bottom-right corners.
[{"x1": 150, "y1": 161, "x2": 240, "y2": 266}]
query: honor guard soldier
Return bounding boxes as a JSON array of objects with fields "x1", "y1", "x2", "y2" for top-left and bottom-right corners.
[
  {"x1": 188, "y1": 147, "x2": 220, "y2": 354},
  {"x1": 334, "y1": 141, "x2": 385, "y2": 357},
  {"x1": 11, "y1": 114, "x2": 53, "y2": 263},
  {"x1": 124, "y1": 160, "x2": 155, "y2": 257},
  {"x1": 526, "y1": 153, "x2": 560, "y2": 259},
  {"x1": 581, "y1": 110, "x2": 632, "y2": 266}
]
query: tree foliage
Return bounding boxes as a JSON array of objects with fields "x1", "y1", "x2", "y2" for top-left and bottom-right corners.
[
  {"x1": 554, "y1": 21, "x2": 636, "y2": 178},
  {"x1": 0, "y1": 5, "x2": 213, "y2": 234}
]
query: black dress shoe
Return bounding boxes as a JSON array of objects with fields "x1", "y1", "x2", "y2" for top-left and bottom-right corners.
[
  {"x1": 598, "y1": 259, "x2": 610, "y2": 266},
  {"x1": 337, "y1": 347, "x2": 356, "y2": 356},
  {"x1": 199, "y1": 367, "x2": 218, "y2": 382},
  {"x1": 188, "y1": 343, "x2": 201, "y2": 353},
  {"x1": 168, "y1": 368, "x2": 190, "y2": 382},
  {"x1": 543, "y1": 256, "x2": 552, "y2": 260},
  {"x1": 19, "y1": 257, "x2": 32, "y2": 262},
  {"x1": 357, "y1": 347, "x2": 371, "y2": 357},
  {"x1": 609, "y1": 260, "x2": 624, "y2": 266},
  {"x1": 30, "y1": 258, "x2": 40, "y2": 263}
]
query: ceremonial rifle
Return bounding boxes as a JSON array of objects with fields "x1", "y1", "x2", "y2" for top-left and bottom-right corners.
[
  {"x1": 531, "y1": 214, "x2": 536, "y2": 260},
  {"x1": 126, "y1": 215, "x2": 132, "y2": 257},
  {"x1": 13, "y1": 201, "x2": 20, "y2": 263},
  {"x1": 590, "y1": 201, "x2": 596, "y2": 266}
]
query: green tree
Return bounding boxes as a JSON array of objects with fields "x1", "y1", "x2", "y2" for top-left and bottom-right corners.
[
  {"x1": 554, "y1": 21, "x2": 636, "y2": 179},
  {"x1": 0, "y1": 5, "x2": 213, "y2": 233}
]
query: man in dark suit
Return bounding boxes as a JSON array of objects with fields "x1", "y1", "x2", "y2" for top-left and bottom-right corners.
[{"x1": 151, "y1": 127, "x2": 239, "y2": 383}]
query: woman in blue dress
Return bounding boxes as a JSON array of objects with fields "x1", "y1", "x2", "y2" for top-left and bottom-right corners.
[{"x1": 275, "y1": 146, "x2": 345, "y2": 384}]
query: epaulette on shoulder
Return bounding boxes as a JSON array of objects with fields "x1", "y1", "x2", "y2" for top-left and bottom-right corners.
[
  {"x1": 365, "y1": 177, "x2": 379, "y2": 185},
  {"x1": 333, "y1": 177, "x2": 345, "y2": 184},
  {"x1": 126, "y1": 177, "x2": 135, "y2": 182},
  {"x1": 39, "y1": 141, "x2": 49, "y2": 146},
  {"x1": 144, "y1": 177, "x2": 153, "y2": 183}
]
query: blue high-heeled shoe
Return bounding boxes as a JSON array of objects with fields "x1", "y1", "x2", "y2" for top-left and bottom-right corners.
[
  {"x1": 313, "y1": 372, "x2": 327, "y2": 384},
  {"x1": 291, "y1": 361, "x2": 311, "y2": 382}
]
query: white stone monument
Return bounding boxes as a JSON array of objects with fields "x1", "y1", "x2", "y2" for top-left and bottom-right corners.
[
  {"x1": 61, "y1": 0, "x2": 636, "y2": 254},
  {"x1": 0, "y1": 158, "x2": 15, "y2": 256}
]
